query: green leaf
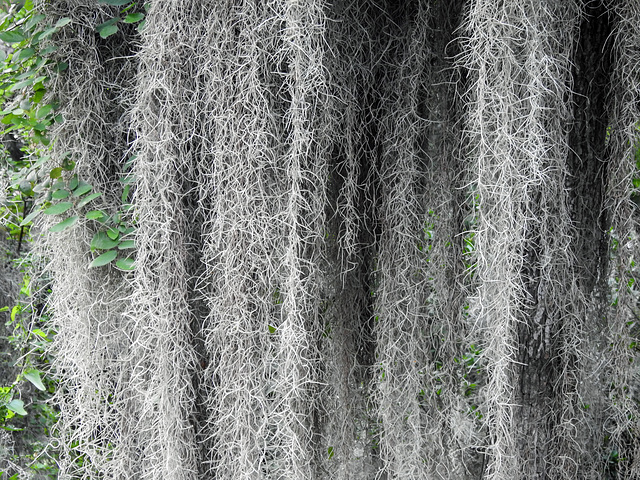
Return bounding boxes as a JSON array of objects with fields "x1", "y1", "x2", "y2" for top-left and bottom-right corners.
[
  {"x1": 20, "y1": 209, "x2": 40, "y2": 226},
  {"x1": 97, "y1": 17, "x2": 120, "y2": 27},
  {"x1": 124, "y1": 12, "x2": 144, "y2": 23},
  {"x1": 54, "y1": 61, "x2": 68, "y2": 73},
  {"x1": 96, "y1": 18, "x2": 120, "y2": 38},
  {"x1": 10, "y1": 78, "x2": 35, "y2": 91},
  {"x1": 23, "y1": 369, "x2": 45, "y2": 391},
  {"x1": 86, "y1": 210, "x2": 108, "y2": 221},
  {"x1": 33, "y1": 57, "x2": 49, "y2": 72},
  {"x1": 24, "y1": 13, "x2": 47, "y2": 30},
  {"x1": 19, "y1": 179, "x2": 32, "y2": 194},
  {"x1": 89, "y1": 250, "x2": 117, "y2": 268},
  {"x1": 0, "y1": 30, "x2": 25, "y2": 43},
  {"x1": 16, "y1": 47, "x2": 35, "y2": 61},
  {"x1": 36, "y1": 104, "x2": 53, "y2": 119},
  {"x1": 52, "y1": 189, "x2": 70, "y2": 199},
  {"x1": 43, "y1": 202, "x2": 73, "y2": 215},
  {"x1": 7, "y1": 399, "x2": 27, "y2": 416},
  {"x1": 14, "y1": 69, "x2": 35, "y2": 81},
  {"x1": 98, "y1": 24, "x2": 119, "y2": 39},
  {"x1": 25, "y1": 13, "x2": 47, "y2": 31},
  {"x1": 32, "y1": 328, "x2": 48, "y2": 339},
  {"x1": 98, "y1": 0, "x2": 131, "y2": 4},
  {"x1": 51, "y1": 179, "x2": 66, "y2": 190},
  {"x1": 137, "y1": 20, "x2": 146, "y2": 33},
  {"x1": 328, "y1": 446, "x2": 334, "y2": 459},
  {"x1": 32, "y1": 121, "x2": 50, "y2": 131},
  {"x1": 62, "y1": 159, "x2": 75, "y2": 172},
  {"x1": 72, "y1": 181, "x2": 92, "y2": 197},
  {"x1": 36, "y1": 133, "x2": 50, "y2": 146},
  {"x1": 31, "y1": 153, "x2": 49, "y2": 168},
  {"x1": 117, "y1": 239, "x2": 135, "y2": 249},
  {"x1": 49, "y1": 167, "x2": 62, "y2": 179},
  {"x1": 121, "y1": 184, "x2": 130, "y2": 203},
  {"x1": 55, "y1": 17, "x2": 72, "y2": 28},
  {"x1": 125, "y1": 154, "x2": 137, "y2": 167},
  {"x1": 39, "y1": 45, "x2": 58, "y2": 55},
  {"x1": 32, "y1": 89, "x2": 45, "y2": 104},
  {"x1": 2, "y1": 425, "x2": 23, "y2": 432},
  {"x1": 1, "y1": 114, "x2": 15, "y2": 125},
  {"x1": 11, "y1": 305, "x2": 20, "y2": 322},
  {"x1": 91, "y1": 231, "x2": 119, "y2": 250},
  {"x1": 77, "y1": 192, "x2": 102, "y2": 208},
  {"x1": 115, "y1": 257, "x2": 134, "y2": 270},
  {"x1": 268, "y1": 325, "x2": 276, "y2": 334},
  {"x1": 34, "y1": 57, "x2": 48, "y2": 71},
  {"x1": 38, "y1": 27, "x2": 59, "y2": 40},
  {"x1": 48, "y1": 215, "x2": 79, "y2": 232},
  {"x1": 106, "y1": 228, "x2": 119, "y2": 240}
]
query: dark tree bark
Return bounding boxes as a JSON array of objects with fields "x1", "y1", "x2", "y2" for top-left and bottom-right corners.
[{"x1": 516, "y1": 3, "x2": 614, "y2": 478}]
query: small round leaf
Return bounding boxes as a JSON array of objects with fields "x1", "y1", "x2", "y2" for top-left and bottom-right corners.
[{"x1": 98, "y1": 23, "x2": 119, "y2": 39}]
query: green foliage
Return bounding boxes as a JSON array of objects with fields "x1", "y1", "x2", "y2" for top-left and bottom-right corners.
[
  {"x1": 89, "y1": 249, "x2": 117, "y2": 268},
  {"x1": 0, "y1": 0, "x2": 138, "y2": 271},
  {"x1": 0, "y1": 0, "x2": 68, "y2": 258},
  {"x1": 0, "y1": 266, "x2": 58, "y2": 479},
  {"x1": 0, "y1": 1, "x2": 140, "y2": 477},
  {"x1": 96, "y1": 0, "x2": 147, "y2": 38},
  {"x1": 0, "y1": 3, "x2": 141, "y2": 471},
  {"x1": 81, "y1": 154, "x2": 136, "y2": 269}
]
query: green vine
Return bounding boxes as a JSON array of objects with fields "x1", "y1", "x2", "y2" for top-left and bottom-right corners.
[
  {"x1": 96, "y1": 0, "x2": 147, "y2": 39},
  {"x1": 0, "y1": 0, "x2": 140, "y2": 271},
  {"x1": 0, "y1": 1, "x2": 140, "y2": 476}
]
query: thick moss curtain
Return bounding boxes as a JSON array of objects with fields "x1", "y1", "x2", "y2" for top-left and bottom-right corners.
[{"x1": 40, "y1": 0, "x2": 640, "y2": 478}]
